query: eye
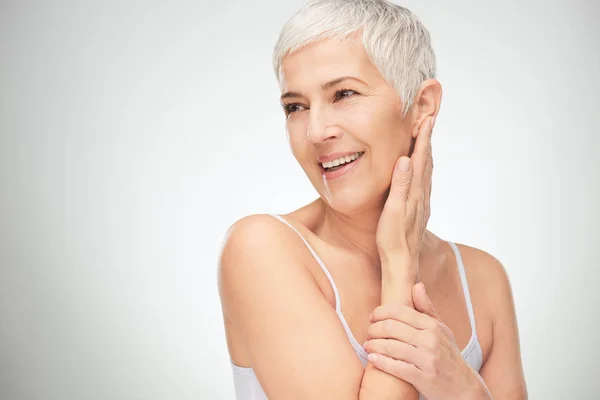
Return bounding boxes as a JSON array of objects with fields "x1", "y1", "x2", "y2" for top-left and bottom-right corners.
[
  {"x1": 335, "y1": 88, "x2": 358, "y2": 101},
  {"x1": 282, "y1": 88, "x2": 358, "y2": 117},
  {"x1": 282, "y1": 103, "x2": 306, "y2": 117}
]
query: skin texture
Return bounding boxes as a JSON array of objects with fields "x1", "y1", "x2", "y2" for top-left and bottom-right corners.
[
  {"x1": 366, "y1": 283, "x2": 491, "y2": 400},
  {"x1": 218, "y1": 36, "x2": 527, "y2": 399}
]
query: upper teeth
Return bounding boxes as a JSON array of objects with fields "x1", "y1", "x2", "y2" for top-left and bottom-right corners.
[{"x1": 321, "y1": 152, "x2": 363, "y2": 168}]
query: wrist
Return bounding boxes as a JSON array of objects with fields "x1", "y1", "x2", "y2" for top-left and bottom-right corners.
[
  {"x1": 380, "y1": 254, "x2": 419, "y2": 280},
  {"x1": 379, "y1": 256, "x2": 419, "y2": 306}
]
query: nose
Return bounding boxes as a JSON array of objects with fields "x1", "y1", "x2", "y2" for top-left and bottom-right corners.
[{"x1": 306, "y1": 105, "x2": 343, "y2": 144}]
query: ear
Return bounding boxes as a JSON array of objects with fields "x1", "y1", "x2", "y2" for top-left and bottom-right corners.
[{"x1": 410, "y1": 79, "x2": 442, "y2": 138}]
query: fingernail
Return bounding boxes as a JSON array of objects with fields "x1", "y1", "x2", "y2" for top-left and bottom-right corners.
[
  {"x1": 397, "y1": 156, "x2": 410, "y2": 172},
  {"x1": 363, "y1": 341, "x2": 368, "y2": 349},
  {"x1": 368, "y1": 353, "x2": 378, "y2": 362}
]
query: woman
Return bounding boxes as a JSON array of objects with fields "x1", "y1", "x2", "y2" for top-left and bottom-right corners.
[{"x1": 218, "y1": 0, "x2": 527, "y2": 399}]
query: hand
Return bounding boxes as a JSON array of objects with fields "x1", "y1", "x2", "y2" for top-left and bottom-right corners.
[
  {"x1": 375, "y1": 116, "x2": 435, "y2": 266},
  {"x1": 363, "y1": 283, "x2": 491, "y2": 400}
]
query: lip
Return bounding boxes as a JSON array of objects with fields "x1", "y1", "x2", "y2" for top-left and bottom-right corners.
[
  {"x1": 317, "y1": 151, "x2": 363, "y2": 164},
  {"x1": 321, "y1": 152, "x2": 364, "y2": 181}
]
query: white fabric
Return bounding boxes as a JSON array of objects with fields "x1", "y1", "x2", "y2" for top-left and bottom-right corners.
[{"x1": 230, "y1": 214, "x2": 483, "y2": 399}]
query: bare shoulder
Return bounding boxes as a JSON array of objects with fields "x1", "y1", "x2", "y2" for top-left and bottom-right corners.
[
  {"x1": 454, "y1": 243, "x2": 526, "y2": 388},
  {"x1": 218, "y1": 213, "x2": 310, "y2": 268},
  {"x1": 454, "y1": 244, "x2": 527, "y2": 397},
  {"x1": 217, "y1": 213, "x2": 365, "y2": 398},
  {"x1": 453, "y1": 243, "x2": 516, "y2": 329},
  {"x1": 453, "y1": 243, "x2": 513, "y2": 304},
  {"x1": 219, "y1": 213, "x2": 294, "y2": 254},
  {"x1": 455, "y1": 243, "x2": 509, "y2": 278},
  {"x1": 217, "y1": 213, "x2": 310, "y2": 310}
]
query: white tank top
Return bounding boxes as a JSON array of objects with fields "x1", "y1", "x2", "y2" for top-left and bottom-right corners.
[{"x1": 230, "y1": 214, "x2": 483, "y2": 399}]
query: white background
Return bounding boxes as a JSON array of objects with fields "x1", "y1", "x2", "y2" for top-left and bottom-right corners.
[{"x1": 1, "y1": 0, "x2": 599, "y2": 399}]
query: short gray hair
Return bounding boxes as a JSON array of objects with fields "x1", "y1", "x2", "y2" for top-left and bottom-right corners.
[{"x1": 272, "y1": 0, "x2": 436, "y2": 118}]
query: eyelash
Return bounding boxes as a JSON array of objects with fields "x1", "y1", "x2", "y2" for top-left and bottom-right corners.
[{"x1": 283, "y1": 88, "x2": 358, "y2": 116}]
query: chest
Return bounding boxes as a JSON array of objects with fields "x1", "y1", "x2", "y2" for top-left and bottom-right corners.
[{"x1": 303, "y1": 242, "x2": 492, "y2": 361}]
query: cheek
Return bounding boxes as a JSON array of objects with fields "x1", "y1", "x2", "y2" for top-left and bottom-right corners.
[
  {"x1": 285, "y1": 121, "x2": 321, "y2": 180},
  {"x1": 285, "y1": 122, "x2": 307, "y2": 158},
  {"x1": 350, "y1": 104, "x2": 411, "y2": 158},
  {"x1": 354, "y1": 106, "x2": 413, "y2": 190},
  {"x1": 347, "y1": 99, "x2": 402, "y2": 135}
]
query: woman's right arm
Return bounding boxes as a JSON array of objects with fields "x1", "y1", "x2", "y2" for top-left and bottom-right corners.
[
  {"x1": 359, "y1": 116, "x2": 436, "y2": 399},
  {"x1": 218, "y1": 214, "x2": 402, "y2": 400},
  {"x1": 357, "y1": 253, "x2": 419, "y2": 400}
]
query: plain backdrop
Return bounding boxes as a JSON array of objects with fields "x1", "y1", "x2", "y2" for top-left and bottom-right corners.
[{"x1": 1, "y1": 0, "x2": 599, "y2": 399}]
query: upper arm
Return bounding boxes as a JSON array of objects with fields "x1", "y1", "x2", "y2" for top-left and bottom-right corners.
[
  {"x1": 218, "y1": 215, "x2": 364, "y2": 400},
  {"x1": 476, "y1": 252, "x2": 528, "y2": 399}
]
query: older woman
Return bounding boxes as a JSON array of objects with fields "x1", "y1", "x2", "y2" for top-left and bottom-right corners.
[{"x1": 218, "y1": 0, "x2": 527, "y2": 399}]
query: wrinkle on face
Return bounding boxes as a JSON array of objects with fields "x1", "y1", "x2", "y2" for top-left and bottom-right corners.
[{"x1": 280, "y1": 37, "x2": 414, "y2": 216}]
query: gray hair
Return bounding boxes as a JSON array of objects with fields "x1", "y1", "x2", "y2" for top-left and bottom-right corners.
[{"x1": 272, "y1": 0, "x2": 436, "y2": 118}]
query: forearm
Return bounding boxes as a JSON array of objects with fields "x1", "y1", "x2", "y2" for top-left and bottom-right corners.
[
  {"x1": 358, "y1": 255, "x2": 419, "y2": 400},
  {"x1": 467, "y1": 372, "x2": 494, "y2": 400},
  {"x1": 466, "y1": 380, "x2": 493, "y2": 400}
]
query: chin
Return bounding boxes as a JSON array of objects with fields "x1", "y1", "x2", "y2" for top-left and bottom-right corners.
[{"x1": 319, "y1": 182, "x2": 387, "y2": 216}]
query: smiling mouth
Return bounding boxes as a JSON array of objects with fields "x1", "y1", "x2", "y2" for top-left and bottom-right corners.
[{"x1": 320, "y1": 151, "x2": 365, "y2": 172}]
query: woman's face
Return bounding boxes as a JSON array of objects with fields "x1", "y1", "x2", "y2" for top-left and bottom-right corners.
[{"x1": 280, "y1": 37, "x2": 417, "y2": 214}]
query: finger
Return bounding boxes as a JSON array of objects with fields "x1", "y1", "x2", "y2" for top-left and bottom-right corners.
[
  {"x1": 408, "y1": 117, "x2": 435, "y2": 203},
  {"x1": 412, "y1": 282, "x2": 441, "y2": 322},
  {"x1": 370, "y1": 303, "x2": 432, "y2": 330},
  {"x1": 383, "y1": 156, "x2": 413, "y2": 215},
  {"x1": 367, "y1": 319, "x2": 422, "y2": 347},
  {"x1": 364, "y1": 338, "x2": 421, "y2": 365},
  {"x1": 424, "y1": 166, "x2": 432, "y2": 224},
  {"x1": 423, "y1": 138, "x2": 433, "y2": 223},
  {"x1": 409, "y1": 117, "x2": 433, "y2": 201},
  {"x1": 367, "y1": 353, "x2": 421, "y2": 386}
]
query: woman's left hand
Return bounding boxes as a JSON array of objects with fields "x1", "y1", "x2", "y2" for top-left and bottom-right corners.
[{"x1": 364, "y1": 282, "x2": 492, "y2": 400}]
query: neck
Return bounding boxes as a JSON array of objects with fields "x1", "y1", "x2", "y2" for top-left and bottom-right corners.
[
  {"x1": 313, "y1": 197, "x2": 440, "y2": 270},
  {"x1": 315, "y1": 198, "x2": 384, "y2": 267}
]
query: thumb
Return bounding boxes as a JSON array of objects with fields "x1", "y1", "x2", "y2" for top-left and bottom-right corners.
[
  {"x1": 412, "y1": 282, "x2": 441, "y2": 321},
  {"x1": 388, "y1": 156, "x2": 412, "y2": 203}
]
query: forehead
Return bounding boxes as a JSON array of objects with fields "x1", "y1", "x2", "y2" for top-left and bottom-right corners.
[{"x1": 279, "y1": 38, "x2": 381, "y2": 91}]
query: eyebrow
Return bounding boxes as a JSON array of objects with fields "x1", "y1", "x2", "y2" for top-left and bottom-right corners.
[{"x1": 280, "y1": 76, "x2": 366, "y2": 102}]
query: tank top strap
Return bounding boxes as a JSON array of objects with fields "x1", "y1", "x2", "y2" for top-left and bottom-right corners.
[
  {"x1": 268, "y1": 214, "x2": 342, "y2": 314},
  {"x1": 448, "y1": 241, "x2": 478, "y2": 337}
]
